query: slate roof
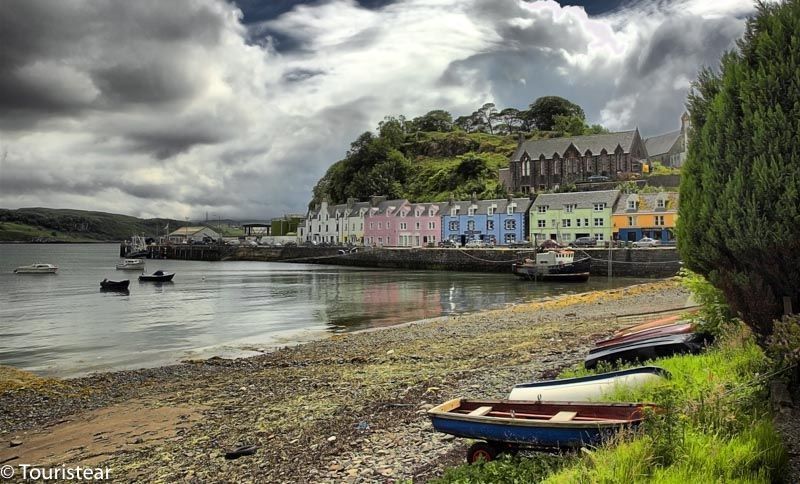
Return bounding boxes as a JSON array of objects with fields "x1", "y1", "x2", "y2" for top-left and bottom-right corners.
[
  {"x1": 531, "y1": 190, "x2": 620, "y2": 210},
  {"x1": 644, "y1": 130, "x2": 681, "y2": 157},
  {"x1": 613, "y1": 192, "x2": 679, "y2": 214},
  {"x1": 512, "y1": 131, "x2": 638, "y2": 161},
  {"x1": 368, "y1": 199, "x2": 410, "y2": 215},
  {"x1": 443, "y1": 197, "x2": 533, "y2": 215}
]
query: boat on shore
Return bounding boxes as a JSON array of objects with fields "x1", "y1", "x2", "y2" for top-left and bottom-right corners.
[
  {"x1": 512, "y1": 249, "x2": 591, "y2": 282},
  {"x1": 585, "y1": 333, "x2": 710, "y2": 369},
  {"x1": 13, "y1": 263, "x2": 58, "y2": 274},
  {"x1": 593, "y1": 322, "x2": 696, "y2": 350},
  {"x1": 509, "y1": 366, "x2": 670, "y2": 402},
  {"x1": 139, "y1": 270, "x2": 174, "y2": 282},
  {"x1": 428, "y1": 398, "x2": 650, "y2": 462},
  {"x1": 100, "y1": 279, "x2": 130, "y2": 291},
  {"x1": 116, "y1": 259, "x2": 145, "y2": 270}
]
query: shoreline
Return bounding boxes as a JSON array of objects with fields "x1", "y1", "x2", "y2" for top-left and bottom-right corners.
[{"x1": 0, "y1": 279, "x2": 691, "y2": 482}]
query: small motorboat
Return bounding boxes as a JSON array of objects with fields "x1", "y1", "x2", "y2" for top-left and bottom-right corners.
[
  {"x1": 13, "y1": 263, "x2": 58, "y2": 274},
  {"x1": 509, "y1": 366, "x2": 670, "y2": 402},
  {"x1": 139, "y1": 270, "x2": 175, "y2": 282},
  {"x1": 512, "y1": 249, "x2": 591, "y2": 282},
  {"x1": 585, "y1": 333, "x2": 710, "y2": 370},
  {"x1": 593, "y1": 322, "x2": 696, "y2": 350},
  {"x1": 428, "y1": 398, "x2": 650, "y2": 462},
  {"x1": 100, "y1": 278, "x2": 130, "y2": 290},
  {"x1": 116, "y1": 259, "x2": 145, "y2": 270}
]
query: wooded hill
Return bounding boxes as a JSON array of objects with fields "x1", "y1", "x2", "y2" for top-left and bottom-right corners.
[
  {"x1": 0, "y1": 208, "x2": 185, "y2": 242},
  {"x1": 310, "y1": 97, "x2": 608, "y2": 207}
]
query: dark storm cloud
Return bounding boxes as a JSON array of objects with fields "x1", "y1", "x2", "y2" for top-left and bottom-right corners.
[{"x1": 0, "y1": 0, "x2": 232, "y2": 124}]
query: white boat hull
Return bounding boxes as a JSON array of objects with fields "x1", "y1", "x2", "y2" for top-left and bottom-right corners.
[
  {"x1": 509, "y1": 367, "x2": 668, "y2": 402},
  {"x1": 14, "y1": 264, "x2": 58, "y2": 274}
]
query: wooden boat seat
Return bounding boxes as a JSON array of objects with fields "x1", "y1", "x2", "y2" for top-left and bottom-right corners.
[
  {"x1": 549, "y1": 411, "x2": 578, "y2": 422},
  {"x1": 467, "y1": 406, "x2": 493, "y2": 417}
]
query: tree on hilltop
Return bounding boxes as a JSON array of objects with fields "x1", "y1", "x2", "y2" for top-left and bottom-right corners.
[
  {"x1": 527, "y1": 96, "x2": 585, "y2": 131},
  {"x1": 678, "y1": 0, "x2": 800, "y2": 343}
]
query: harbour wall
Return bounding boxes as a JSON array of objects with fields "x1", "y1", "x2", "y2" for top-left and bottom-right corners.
[{"x1": 229, "y1": 246, "x2": 681, "y2": 278}]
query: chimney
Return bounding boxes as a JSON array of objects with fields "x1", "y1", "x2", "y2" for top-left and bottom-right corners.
[
  {"x1": 471, "y1": 191, "x2": 478, "y2": 203},
  {"x1": 347, "y1": 197, "x2": 356, "y2": 209},
  {"x1": 507, "y1": 192, "x2": 513, "y2": 202},
  {"x1": 370, "y1": 195, "x2": 387, "y2": 207},
  {"x1": 517, "y1": 132, "x2": 525, "y2": 146}
]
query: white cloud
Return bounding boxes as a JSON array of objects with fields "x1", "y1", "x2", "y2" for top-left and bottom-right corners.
[{"x1": 0, "y1": 0, "x2": 755, "y2": 219}]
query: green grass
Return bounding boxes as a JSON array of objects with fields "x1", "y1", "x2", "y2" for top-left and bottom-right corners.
[{"x1": 434, "y1": 325, "x2": 788, "y2": 484}]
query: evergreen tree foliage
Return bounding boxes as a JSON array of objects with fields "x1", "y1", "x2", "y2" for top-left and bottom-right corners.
[{"x1": 678, "y1": 0, "x2": 800, "y2": 342}]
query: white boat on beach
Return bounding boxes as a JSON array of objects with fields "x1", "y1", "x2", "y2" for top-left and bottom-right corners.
[
  {"x1": 116, "y1": 259, "x2": 145, "y2": 270},
  {"x1": 508, "y1": 366, "x2": 670, "y2": 402},
  {"x1": 13, "y1": 263, "x2": 59, "y2": 274}
]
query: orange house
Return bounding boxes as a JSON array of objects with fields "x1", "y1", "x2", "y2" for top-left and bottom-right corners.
[{"x1": 612, "y1": 192, "x2": 679, "y2": 243}]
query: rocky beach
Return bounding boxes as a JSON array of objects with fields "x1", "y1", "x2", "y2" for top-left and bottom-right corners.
[{"x1": 0, "y1": 279, "x2": 690, "y2": 483}]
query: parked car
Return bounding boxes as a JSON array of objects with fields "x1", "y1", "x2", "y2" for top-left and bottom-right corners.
[
  {"x1": 633, "y1": 237, "x2": 661, "y2": 248},
  {"x1": 438, "y1": 239, "x2": 459, "y2": 248},
  {"x1": 569, "y1": 236, "x2": 598, "y2": 248},
  {"x1": 587, "y1": 175, "x2": 610, "y2": 182},
  {"x1": 465, "y1": 239, "x2": 489, "y2": 248}
]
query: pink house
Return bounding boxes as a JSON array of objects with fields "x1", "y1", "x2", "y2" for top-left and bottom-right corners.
[
  {"x1": 364, "y1": 199, "x2": 408, "y2": 247},
  {"x1": 364, "y1": 199, "x2": 444, "y2": 247}
]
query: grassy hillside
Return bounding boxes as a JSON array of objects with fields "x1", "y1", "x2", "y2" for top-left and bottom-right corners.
[{"x1": 0, "y1": 208, "x2": 186, "y2": 242}]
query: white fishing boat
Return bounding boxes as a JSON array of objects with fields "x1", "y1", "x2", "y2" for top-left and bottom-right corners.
[
  {"x1": 508, "y1": 366, "x2": 670, "y2": 402},
  {"x1": 13, "y1": 263, "x2": 58, "y2": 274},
  {"x1": 116, "y1": 258, "x2": 145, "y2": 270}
]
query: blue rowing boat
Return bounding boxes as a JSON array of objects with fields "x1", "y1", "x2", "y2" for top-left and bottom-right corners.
[{"x1": 428, "y1": 398, "x2": 650, "y2": 462}]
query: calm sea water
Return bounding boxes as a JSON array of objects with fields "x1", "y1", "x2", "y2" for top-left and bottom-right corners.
[{"x1": 0, "y1": 244, "x2": 648, "y2": 377}]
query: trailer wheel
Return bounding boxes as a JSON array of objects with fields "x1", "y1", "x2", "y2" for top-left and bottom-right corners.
[{"x1": 466, "y1": 442, "x2": 498, "y2": 464}]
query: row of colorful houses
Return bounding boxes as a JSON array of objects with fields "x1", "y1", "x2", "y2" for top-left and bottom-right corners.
[{"x1": 298, "y1": 190, "x2": 679, "y2": 247}]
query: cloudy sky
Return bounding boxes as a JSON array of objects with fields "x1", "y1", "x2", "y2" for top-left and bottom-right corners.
[{"x1": 0, "y1": 0, "x2": 757, "y2": 219}]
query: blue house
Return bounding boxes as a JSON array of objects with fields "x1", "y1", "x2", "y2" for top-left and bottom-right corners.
[{"x1": 441, "y1": 195, "x2": 533, "y2": 246}]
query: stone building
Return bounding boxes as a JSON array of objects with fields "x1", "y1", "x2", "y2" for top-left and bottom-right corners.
[
  {"x1": 645, "y1": 112, "x2": 690, "y2": 168},
  {"x1": 500, "y1": 130, "x2": 647, "y2": 194}
]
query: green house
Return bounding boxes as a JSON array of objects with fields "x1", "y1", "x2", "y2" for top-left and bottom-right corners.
[
  {"x1": 529, "y1": 190, "x2": 620, "y2": 245},
  {"x1": 271, "y1": 214, "x2": 304, "y2": 236}
]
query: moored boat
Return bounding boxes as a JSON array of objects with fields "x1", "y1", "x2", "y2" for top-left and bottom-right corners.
[
  {"x1": 509, "y1": 366, "x2": 670, "y2": 402},
  {"x1": 116, "y1": 259, "x2": 145, "y2": 270},
  {"x1": 612, "y1": 308, "x2": 700, "y2": 339},
  {"x1": 512, "y1": 249, "x2": 591, "y2": 282},
  {"x1": 139, "y1": 270, "x2": 175, "y2": 282},
  {"x1": 100, "y1": 278, "x2": 130, "y2": 290},
  {"x1": 428, "y1": 398, "x2": 650, "y2": 462},
  {"x1": 593, "y1": 322, "x2": 696, "y2": 350},
  {"x1": 13, "y1": 263, "x2": 58, "y2": 274},
  {"x1": 585, "y1": 333, "x2": 710, "y2": 370}
]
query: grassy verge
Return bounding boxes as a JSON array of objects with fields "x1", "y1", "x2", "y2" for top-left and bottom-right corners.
[{"x1": 433, "y1": 325, "x2": 788, "y2": 483}]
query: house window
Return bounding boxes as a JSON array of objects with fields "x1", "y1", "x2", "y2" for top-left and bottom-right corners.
[
  {"x1": 562, "y1": 219, "x2": 572, "y2": 228},
  {"x1": 627, "y1": 200, "x2": 638, "y2": 210},
  {"x1": 451, "y1": 207, "x2": 460, "y2": 216},
  {"x1": 400, "y1": 223, "x2": 407, "y2": 230},
  {"x1": 467, "y1": 220, "x2": 475, "y2": 231},
  {"x1": 593, "y1": 203, "x2": 606, "y2": 211},
  {"x1": 505, "y1": 219, "x2": 517, "y2": 230},
  {"x1": 565, "y1": 204, "x2": 576, "y2": 213},
  {"x1": 594, "y1": 233, "x2": 605, "y2": 241},
  {"x1": 415, "y1": 222, "x2": 420, "y2": 230},
  {"x1": 488, "y1": 206, "x2": 496, "y2": 215},
  {"x1": 537, "y1": 205, "x2": 548, "y2": 213},
  {"x1": 593, "y1": 218, "x2": 603, "y2": 227},
  {"x1": 655, "y1": 215, "x2": 665, "y2": 226},
  {"x1": 378, "y1": 237, "x2": 383, "y2": 244},
  {"x1": 576, "y1": 219, "x2": 582, "y2": 227},
  {"x1": 628, "y1": 216, "x2": 637, "y2": 226},
  {"x1": 507, "y1": 205, "x2": 515, "y2": 215},
  {"x1": 487, "y1": 220, "x2": 494, "y2": 230},
  {"x1": 584, "y1": 218, "x2": 590, "y2": 226},
  {"x1": 428, "y1": 222, "x2": 435, "y2": 229},
  {"x1": 468, "y1": 207, "x2": 476, "y2": 216},
  {"x1": 537, "y1": 220, "x2": 546, "y2": 228},
  {"x1": 449, "y1": 221, "x2": 459, "y2": 231},
  {"x1": 657, "y1": 199, "x2": 666, "y2": 208},
  {"x1": 504, "y1": 233, "x2": 517, "y2": 243}
]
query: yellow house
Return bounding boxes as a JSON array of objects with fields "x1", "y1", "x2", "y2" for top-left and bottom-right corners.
[{"x1": 612, "y1": 192, "x2": 679, "y2": 243}]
